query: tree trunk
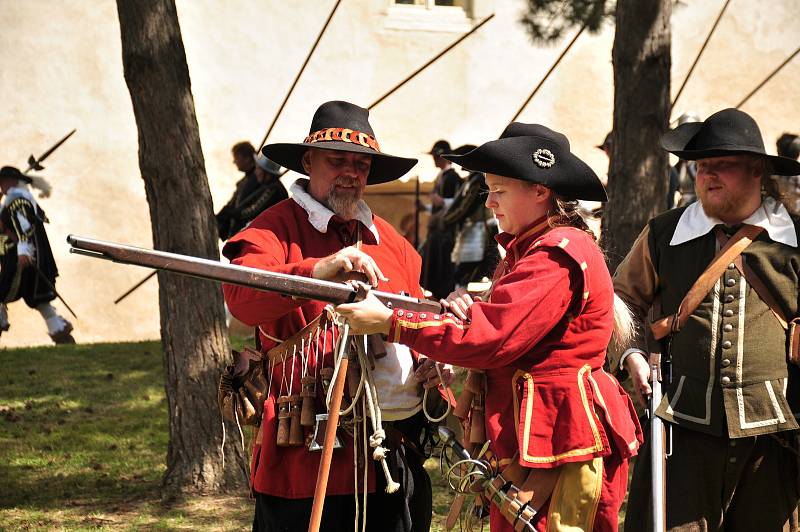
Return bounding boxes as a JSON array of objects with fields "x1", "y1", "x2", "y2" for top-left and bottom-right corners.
[
  {"x1": 116, "y1": 0, "x2": 248, "y2": 499},
  {"x1": 602, "y1": 0, "x2": 672, "y2": 273}
]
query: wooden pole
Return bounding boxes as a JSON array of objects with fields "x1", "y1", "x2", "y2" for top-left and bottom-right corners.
[
  {"x1": 735, "y1": 44, "x2": 800, "y2": 109},
  {"x1": 308, "y1": 324, "x2": 350, "y2": 532},
  {"x1": 671, "y1": 0, "x2": 730, "y2": 111},
  {"x1": 509, "y1": 24, "x2": 585, "y2": 125},
  {"x1": 257, "y1": 0, "x2": 342, "y2": 151},
  {"x1": 367, "y1": 13, "x2": 495, "y2": 110}
]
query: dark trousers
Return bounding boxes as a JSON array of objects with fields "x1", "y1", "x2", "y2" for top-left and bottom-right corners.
[
  {"x1": 253, "y1": 414, "x2": 432, "y2": 532},
  {"x1": 625, "y1": 423, "x2": 800, "y2": 532}
]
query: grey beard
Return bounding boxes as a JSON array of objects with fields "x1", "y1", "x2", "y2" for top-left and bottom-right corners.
[{"x1": 326, "y1": 189, "x2": 361, "y2": 220}]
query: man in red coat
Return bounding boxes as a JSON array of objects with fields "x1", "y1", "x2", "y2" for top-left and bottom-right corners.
[
  {"x1": 223, "y1": 101, "x2": 450, "y2": 532},
  {"x1": 338, "y1": 123, "x2": 642, "y2": 531}
]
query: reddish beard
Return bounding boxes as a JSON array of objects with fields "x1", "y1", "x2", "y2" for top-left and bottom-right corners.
[
  {"x1": 696, "y1": 182, "x2": 752, "y2": 221},
  {"x1": 326, "y1": 176, "x2": 364, "y2": 219}
]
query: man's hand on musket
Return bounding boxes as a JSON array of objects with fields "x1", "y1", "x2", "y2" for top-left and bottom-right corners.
[
  {"x1": 414, "y1": 357, "x2": 455, "y2": 389},
  {"x1": 624, "y1": 351, "x2": 652, "y2": 409},
  {"x1": 313, "y1": 246, "x2": 388, "y2": 287},
  {"x1": 440, "y1": 287, "x2": 480, "y2": 321},
  {"x1": 335, "y1": 290, "x2": 392, "y2": 335}
]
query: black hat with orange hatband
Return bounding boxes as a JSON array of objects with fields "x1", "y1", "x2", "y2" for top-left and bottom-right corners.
[
  {"x1": 443, "y1": 123, "x2": 607, "y2": 202},
  {"x1": 661, "y1": 108, "x2": 800, "y2": 176},
  {"x1": 262, "y1": 101, "x2": 418, "y2": 185}
]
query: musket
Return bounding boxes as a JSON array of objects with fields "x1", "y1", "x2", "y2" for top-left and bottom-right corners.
[
  {"x1": 649, "y1": 352, "x2": 668, "y2": 532},
  {"x1": 25, "y1": 129, "x2": 77, "y2": 174},
  {"x1": 68, "y1": 234, "x2": 441, "y2": 532},
  {"x1": 67, "y1": 235, "x2": 442, "y2": 314}
]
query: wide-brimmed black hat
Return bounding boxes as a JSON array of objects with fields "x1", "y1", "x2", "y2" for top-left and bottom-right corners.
[
  {"x1": 443, "y1": 123, "x2": 607, "y2": 201},
  {"x1": 0, "y1": 166, "x2": 33, "y2": 184},
  {"x1": 262, "y1": 101, "x2": 417, "y2": 185},
  {"x1": 429, "y1": 140, "x2": 452, "y2": 156},
  {"x1": 662, "y1": 108, "x2": 800, "y2": 176}
]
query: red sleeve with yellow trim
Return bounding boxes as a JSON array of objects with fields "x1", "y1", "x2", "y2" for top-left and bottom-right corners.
[{"x1": 388, "y1": 246, "x2": 581, "y2": 369}]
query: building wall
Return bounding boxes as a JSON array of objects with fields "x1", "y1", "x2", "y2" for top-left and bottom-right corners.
[{"x1": 0, "y1": 0, "x2": 797, "y2": 346}]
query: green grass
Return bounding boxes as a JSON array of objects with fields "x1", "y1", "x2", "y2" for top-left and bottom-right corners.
[
  {"x1": 0, "y1": 339, "x2": 459, "y2": 531},
  {"x1": 0, "y1": 340, "x2": 253, "y2": 531},
  {"x1": 0, "y1": 340, "x2": 630, "y2": 531}
]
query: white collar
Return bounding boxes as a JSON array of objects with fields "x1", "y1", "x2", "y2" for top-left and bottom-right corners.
[
  {"x1": 670, "y1": 197, "x2": 797, "y2": 247},
  {"x1": 290, "y1": 179, "x2": 379, "y2": 243},
  {"x1": 1, "y1": 186, "x2": 36, "y2": 209}
]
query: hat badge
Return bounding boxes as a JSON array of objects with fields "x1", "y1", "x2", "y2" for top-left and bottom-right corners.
[{"x1": 532, "y1": 148, "x2": 555, "y2": 168}]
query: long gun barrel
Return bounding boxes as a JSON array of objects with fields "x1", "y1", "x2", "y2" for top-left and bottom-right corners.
[
  {"x1": 650, "y1": 353, "x2": 666, "y2": 532},
  {"x1": 67, "y1": 235, "x2": 441, "y2": 314}
]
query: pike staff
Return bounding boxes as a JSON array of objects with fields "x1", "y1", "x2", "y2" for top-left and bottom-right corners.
[
  {"x1": 671, "y1": 0, "x2": 730, "y2": 111},
  {"x1": 509, "y1": 24, "x2": 585, "y2": 124},
  {"x1": 735, "y1": 44, "x2": 800, "y2": 109},
  {"x1": 24, "y1": 129, "x2": 77, "y2": 174},
  {"x1": 256, "y1": 0, "x2": 342, "y2": 151}
]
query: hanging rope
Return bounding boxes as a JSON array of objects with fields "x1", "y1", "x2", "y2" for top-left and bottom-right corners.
[
  {"x1": 355, "y1": 333, "x2": 400, "y2": 493},
  {"x1": 422, "y1": 362, "x2": 453, "y2": 423}
]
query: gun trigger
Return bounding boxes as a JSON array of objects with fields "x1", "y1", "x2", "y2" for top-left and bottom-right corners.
[{"x1": 353, "y1": 281, "x2": 371, "y2": 302}]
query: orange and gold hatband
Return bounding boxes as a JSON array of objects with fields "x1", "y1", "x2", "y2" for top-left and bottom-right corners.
[{"x1": 303, "y1": 128, "x2": 381, "y2": 152}]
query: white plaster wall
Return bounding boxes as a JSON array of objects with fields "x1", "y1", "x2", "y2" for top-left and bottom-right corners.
[{"x1": 0, "y1": 0, "x2": 797, "y2": 346}]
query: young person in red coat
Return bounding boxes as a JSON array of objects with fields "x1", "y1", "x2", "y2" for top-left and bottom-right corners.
[
  {"x1": 223, "y1": 101, "x2": 452, "y2": 532},
  {"x1": 338, "y1": 123, "x2": 643, "y2": 532}
]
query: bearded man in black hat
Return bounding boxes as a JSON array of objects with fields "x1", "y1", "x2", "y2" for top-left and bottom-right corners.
[
  {"x1": 0, "y1": 166, "x2": 73, "y2": 343},
  {"x1": 612, "y1": 108, "x2": 800, "y2": 531},
  {"x1": 222, "y1": 101, "x2": 452, "y2": 532}
]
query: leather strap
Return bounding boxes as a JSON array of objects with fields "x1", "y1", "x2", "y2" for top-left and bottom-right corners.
[
  {"x1": 715, "y1": 228, "x2": 788, "y2": 330},
  {"x1": 650, "y1": 224, "x2": 764, "y2": 340}
]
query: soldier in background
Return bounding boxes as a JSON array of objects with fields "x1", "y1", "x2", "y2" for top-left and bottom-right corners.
[
  {"x1": 441, "y1": 144, "x2": 499, "y2": 288},
  {"x1": 667, "y1": 112, "x2": 702, "y2": 209},
  {"x1": 0, "y1": 166, "x2": 73, "y2": 343},
  {"x1": 419, "y1": 139, "x2": 463, "y2": 299},
  {"x1": 216, "y1": 142, "x2": 287, "y2": 240},
  {"x1": 776, "y1": 132, "x2": 800, "y2": 215}
]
